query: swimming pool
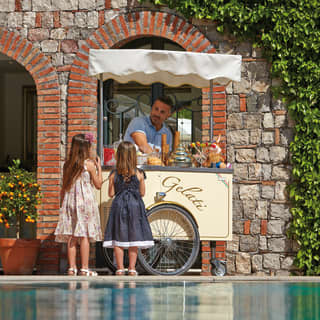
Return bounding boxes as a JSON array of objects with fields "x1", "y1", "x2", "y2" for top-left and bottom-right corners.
[{"x1": 0, "y1": 281, "x2": 319, "y2": 320}]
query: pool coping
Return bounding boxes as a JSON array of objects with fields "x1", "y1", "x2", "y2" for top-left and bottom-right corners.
[{"x1": 0, "y1": 275, "x2": 319, "y2": 283}]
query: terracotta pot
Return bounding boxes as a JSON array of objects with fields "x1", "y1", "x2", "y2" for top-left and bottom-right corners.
[{"x1": 0, "y1": 238, "x2": 41, "y2": 275}]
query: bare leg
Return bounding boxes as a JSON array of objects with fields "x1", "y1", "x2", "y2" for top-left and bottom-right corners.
[
  {"x1": 128, "y1": 246, "x2": 138, "y2": 271},
  {"x1": 114, "y1": 246, "x2": 124, "y2": 270},
  {"x1": 67, "y1": 237, "x2": 77, "y2": 272},
  {"x1": 80, "y1": 237, "x2": 90, "y2": 270}
]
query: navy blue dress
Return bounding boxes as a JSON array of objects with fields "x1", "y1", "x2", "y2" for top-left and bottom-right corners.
[{"x1": 103, "y1": 170, "x2": 154, "y2": 248}]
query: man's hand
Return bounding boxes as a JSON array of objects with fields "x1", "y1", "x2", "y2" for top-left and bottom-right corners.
[{"x1": 131, "y1": 132, "x2": 153, "y2": 153}]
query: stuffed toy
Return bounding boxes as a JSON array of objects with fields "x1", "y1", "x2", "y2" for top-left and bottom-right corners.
[{"x1": 204, "y1": 136, "x2": 230, "y2": 169}]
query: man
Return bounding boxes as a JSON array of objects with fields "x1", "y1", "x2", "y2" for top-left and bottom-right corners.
[{"x1": 124, "y1": 96, "x2": 173, "y2": 153}]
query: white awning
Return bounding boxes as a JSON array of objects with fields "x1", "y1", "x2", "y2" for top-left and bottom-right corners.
[{"x1": 88, "y1": 49, "x2": 241, "y2": 88}]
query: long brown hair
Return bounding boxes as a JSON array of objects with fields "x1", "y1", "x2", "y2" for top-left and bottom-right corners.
[
  {"x1": 62, "y1": 134, "x2": 91, "y2": 197},
  {"x1": 116, "y1": 141, "x2": 137, "y2": 178}
]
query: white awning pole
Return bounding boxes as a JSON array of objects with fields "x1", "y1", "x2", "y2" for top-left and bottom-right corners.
[
  {"x1": 209, "y1": 79, "x2": 213, "y2": 142},
  {"x1": 99, "y1": 74, "x2": 104, "y2": 164}
]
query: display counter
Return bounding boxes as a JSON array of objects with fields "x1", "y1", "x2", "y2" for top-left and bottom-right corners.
[{"x1": 98, "y1": 166, "x2": 232, "y2": 241}]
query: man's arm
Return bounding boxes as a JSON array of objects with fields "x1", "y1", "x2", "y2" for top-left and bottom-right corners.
[
  {"x1": 124, "y1": 117, "x2": 153, "y2": 153},
  {"x1": 131, "y1": 132, "x2": 153, "y2": 154}
]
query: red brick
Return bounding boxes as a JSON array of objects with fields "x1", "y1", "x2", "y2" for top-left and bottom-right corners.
[
  {"x1": 35, "y1": 13, "x2": 41, "y2": 27},
  {"x1": 98, "y1": 11, "x2": 104, "y2": 27},
  {"x1": 12, "y1": 38, "x2": 27, "y2": 60},
  {"x1": 53, "y1": 11, "x2": 60, "y2": 28},
  {"x1": 207, "y1": 47, "x2": 216, "y2": 53},
  {"x1": 3, "y1": 32, "x2": 14, "y2": 54},
  {"x1": 0, "y1": 30, "x2": 8, "y2": 46},
  {"x1": 262, "y1": 180, "x2": 275, "y2": 186},
  {"x1": 273, "y1": 110, "x2": 286, "y2": 115},
  {"x1": 37, "y1": 235, "x2": 55, "y2": 240},
  {"x1": 15, "y1": 0, "x2": 22, "y2": 10},
  {"x1": 112, "y1": 19, "x2": 121, "y2": 35},
  {"x1": 143, "y1": 11, "x2": 149, "y2": 31},
  {"x1": 240, "y1": 96, "x2": 246, "y2": 112},
  {"x1": 196, "y1": 40, "x2": 211, "y2": 53},
  {"x1": 172, "y1": 20, "x2": 186, "y2": 42},
  {"x1": 213, "y1": 123, "x2": 226, "y2": 129},
  {"x1": 94, "y1": 32, "x2": 108, "y2": 49},
  {"x1": 135, "y1": 12, "x2": 141, "y2": 35},
  {"x1": 99, "y1": 27, "x2": 113, "y2": 47},
  {"x1": 192, "y1": 34, "x2": 206, "y2": 49},
  {"x1": 215, "y1": 252, "x2": 226, "y2": 259},
  {"x1": 155, "y1": 12, "x2": 163, "y2": 35},
  {"x1": 244, "y1": 220, "x2": 251, "y2": 234},
  {"x1": 184, "y1": 30, "x2": 198, "y2": 48},
  {"x1": 202, "y1": 259, "x2": 210, "y2": 264},
  {"x1": 275, "y1": 128, "x2": 280, "y2": 145},
  {"x1": 8, "y1": 34, "x2": 20, "y2": 52},
  {"x1": 261, "y1": 220, "x2": 267, "y2": 235},
  {"x1": 214, "y1": 117, "x2": 226, "y2": 123},
  {"x1": 57, "y1": 65, "x2": 71, "y2": 72}
]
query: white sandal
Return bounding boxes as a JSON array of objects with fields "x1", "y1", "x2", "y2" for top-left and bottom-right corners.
[
  {"x1": 128, "y1": 269, "x2": 138, "y2": 276},
  {"x1": 79, "y1": 268, "x2": 98, "y2": 276},
  {"x1": 115, "y1": 269, "x2": 126, "y2": 276},
  {"x1": 67, "y1": 268, "x2": 77, "y2": 276}
]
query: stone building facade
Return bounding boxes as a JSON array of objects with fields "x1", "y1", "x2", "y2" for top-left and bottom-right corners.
[{"x1": 0, "y1": 0, "x2": 295, "y2": 275}]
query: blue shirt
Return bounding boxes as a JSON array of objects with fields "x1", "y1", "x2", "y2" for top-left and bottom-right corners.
[{"x1": 124, "y1": 116, "x2": 172, "y2": 151}]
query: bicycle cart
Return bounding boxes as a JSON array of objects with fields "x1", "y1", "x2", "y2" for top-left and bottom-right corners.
[{"x1": 89, "y1": 49, "x2": 241, "y2": 275}]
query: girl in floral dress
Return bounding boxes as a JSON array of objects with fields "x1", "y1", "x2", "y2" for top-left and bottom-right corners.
[
  {"x1": 103, "y1": 141, "x2": 154, "y2": 276},
  {"x1": 55, "y1": 133, "x2": 102, "y2": 276}
]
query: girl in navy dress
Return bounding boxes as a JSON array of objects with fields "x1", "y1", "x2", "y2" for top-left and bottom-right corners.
[{"x1": 103, "y1": 141, "x2": 154, "y2": 275}]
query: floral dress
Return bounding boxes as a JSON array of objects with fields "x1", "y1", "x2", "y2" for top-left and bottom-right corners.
[{"x1": 55, "y1": 160, "x2": 102, "y2": 243}]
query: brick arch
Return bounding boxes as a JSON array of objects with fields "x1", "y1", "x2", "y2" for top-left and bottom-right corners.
[
  {"x1": 67, "y1": 10, "x2": 224, "y2": 145},
  {"x1": 0, "y1": 28, "x2": 61, "y2": 244}
]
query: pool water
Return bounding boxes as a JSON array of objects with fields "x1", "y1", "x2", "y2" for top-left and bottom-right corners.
[{"x1": 0, "y1": 281, "x2": 319, "y2": 320}]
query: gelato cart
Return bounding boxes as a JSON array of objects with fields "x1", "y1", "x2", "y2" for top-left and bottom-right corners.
[{"x1": 89, "y1": 49, "x2": 241, "y2": 275}]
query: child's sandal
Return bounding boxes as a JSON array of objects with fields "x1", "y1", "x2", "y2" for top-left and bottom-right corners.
[
  {"x1": 67, "y1": 268, "x2": 78, "y2": 276},
  {"x1": 79, "y1": 268, "x2": 98, "y2": 276},
  {"x1": 128, "y1": 269, "x2": 138, "y2": 276},
  {"x1": 115, "y1": 269, "x2": 125, "y2": 276}
]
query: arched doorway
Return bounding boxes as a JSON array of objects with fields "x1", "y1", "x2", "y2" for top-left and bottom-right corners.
[{"x1": 0, "y1": 52, "x2": 37, "y2": 171}]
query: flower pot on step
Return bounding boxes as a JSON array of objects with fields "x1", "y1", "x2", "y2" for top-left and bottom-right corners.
[{"x1": 0, "y1": 238, "x2": 41, "y2": 275}]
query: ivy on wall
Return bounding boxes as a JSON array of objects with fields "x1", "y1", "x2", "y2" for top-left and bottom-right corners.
[{"x1": 140, "y1": 0, "x2": 320, "y2": 274}]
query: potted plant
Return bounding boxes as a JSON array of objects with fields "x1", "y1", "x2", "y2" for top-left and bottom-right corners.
[{"x1": 0, "y1": 159, "x2": 42, "y2": 275}]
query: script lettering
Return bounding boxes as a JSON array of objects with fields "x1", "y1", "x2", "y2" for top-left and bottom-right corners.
[{"x1": 161, "y1": 176, "x2": 207, "y2": 211}]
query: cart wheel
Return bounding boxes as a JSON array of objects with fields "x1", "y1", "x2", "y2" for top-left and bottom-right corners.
[{"x1": 138, "y1": 203, "x2": 200, "y2": 275}]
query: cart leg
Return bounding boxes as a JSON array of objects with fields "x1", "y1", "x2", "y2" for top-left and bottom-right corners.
[
  {"x1": 200, "y1": 241, "x2": 212, "y2": 276},
  {"x1": 201, "y1": 241, "x2": 227, "y2": 276}
]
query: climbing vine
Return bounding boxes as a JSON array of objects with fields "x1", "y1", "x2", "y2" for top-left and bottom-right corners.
[{"x1": 141, "y1": 0, "x2": 320, "y2": 274}]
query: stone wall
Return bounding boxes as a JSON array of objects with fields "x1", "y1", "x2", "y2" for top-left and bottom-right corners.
[{"x1": 0, "y1": 0, "x2": 295, "y2": 275}]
